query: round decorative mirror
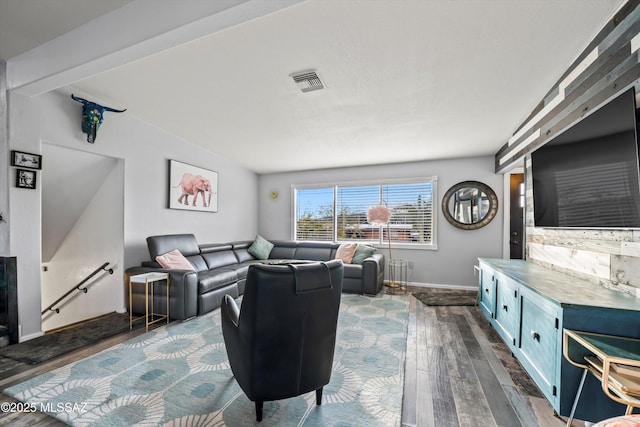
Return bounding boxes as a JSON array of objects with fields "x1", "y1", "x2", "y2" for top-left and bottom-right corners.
[{"x1": 442, "y1": 181, "x2": 498, "y2": 230}]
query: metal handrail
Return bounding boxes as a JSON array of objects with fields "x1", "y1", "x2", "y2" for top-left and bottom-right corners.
[{"x1": 41, "y1": 262, "x2": 114, "y2": 315}]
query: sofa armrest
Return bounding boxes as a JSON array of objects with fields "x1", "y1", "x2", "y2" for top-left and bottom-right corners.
[
  {"x1": 125, "y1": 266, "x2": 199, "y2": 320},
  {"x1": 141, "y1": 260, "x2": 161, "y2": 268},
  {"x1": 361, "y1": 252, "x2": 385, "y2": 295}
]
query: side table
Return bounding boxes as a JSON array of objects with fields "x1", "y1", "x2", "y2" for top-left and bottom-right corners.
[
  {"x1": 129, "y1": 272, "x2": 170, "y2": 332},
  {"x1": 388, "y1": 259, "x2": 408, "y2": 291}
]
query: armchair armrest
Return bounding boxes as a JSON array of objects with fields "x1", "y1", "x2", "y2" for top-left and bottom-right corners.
[
  {"x1": 222, "y1": 294, "x2": 240, "y2": 327},
  {"x1": 221, "y1": 294, "x2": 251, "y2": 392}
]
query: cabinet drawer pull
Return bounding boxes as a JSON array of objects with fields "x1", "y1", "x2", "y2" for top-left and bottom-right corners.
[
  {"x1": 485, "y1": 288, "x2": 489, "y2": 294},
  {"x1": 502, "y1": 304, "x2": 508, "y2": 311},
  {"x1": 531, "y1": 331, "x2": 540, "y2": 342}
]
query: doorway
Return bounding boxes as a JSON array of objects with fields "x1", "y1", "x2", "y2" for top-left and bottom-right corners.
[
  {"x1": 508, "y1": 173, "x2": 524, "y2": 259},
  {"x1": 40, "y1": 144, "x2": 125, "y2": 331}
]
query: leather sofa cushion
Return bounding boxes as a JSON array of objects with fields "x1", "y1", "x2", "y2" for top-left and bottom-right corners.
[
  {"x1": 198, "y1": 268, "x2": 238, "y2": 294},
  {"x1": 235, "y1": 261, "x2": 263, "y2": 280},
  {"x1": 294, "y1": 242, "x2": 338, "y2": 261},
  {"x1": 232, "y1": 241, "x2": 254, "y2": 263},
  {"x1": 200, "y1": 243, "x2": 233, "y2": 254},
  {"x1": 234, "y1": 264, "x2": 250, "y2": 280},
  {"x1": 202, "y1": 249, "x2": 238, "y2": 270},
  {"x1": 147, "y1": 234, "x2": 200, "y2": 259},
  {"x1": 269, "y1": 241, "x2": 297, "y2": 259},
  {"x1": 186, "y1": 255, "x2": 208, "y2": 272}
]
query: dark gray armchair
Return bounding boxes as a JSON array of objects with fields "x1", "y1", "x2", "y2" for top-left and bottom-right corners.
[{"x1": 221, "y1": 260, "x2": 344, "y2": 422}]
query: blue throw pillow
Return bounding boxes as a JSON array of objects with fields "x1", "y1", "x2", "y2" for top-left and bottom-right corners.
[
  {"x1": 248, "y1": 235, "x2": 274, "y2": 260},
  {"x1": 351, "y1": 245, "x2": 376, "y2": 264}
]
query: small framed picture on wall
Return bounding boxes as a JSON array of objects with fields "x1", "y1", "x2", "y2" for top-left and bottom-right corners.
[
  {"x1": 16, "y1": 169, "x2": 37, "y2": 189},
  {"x1": 11, "y1": 150, "x2": 42, "y2": 170}
]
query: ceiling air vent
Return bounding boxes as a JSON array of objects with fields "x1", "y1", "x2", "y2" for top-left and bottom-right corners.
[{"x1": 291, "y1": 70, "x2": 324, "y2": 93}]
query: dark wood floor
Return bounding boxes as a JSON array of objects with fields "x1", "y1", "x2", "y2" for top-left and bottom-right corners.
[
  {"x1": 0, "y1": 288, "x2": 585, "y2": 426},
  {"x1": 399, "y1": 286, "x2": 585, "y2": 427}
]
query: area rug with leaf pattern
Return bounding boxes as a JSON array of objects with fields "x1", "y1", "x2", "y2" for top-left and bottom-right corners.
[{"x1": 5, "y1": 294, "x2": 409, "y2": 426}]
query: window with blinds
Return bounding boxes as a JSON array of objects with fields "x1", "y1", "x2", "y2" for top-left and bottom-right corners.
[
  {"x1": 294, "y1": 179, "x2": 436, "y2": 246},
  {"x1": 295, "y1": 187, "x2": 334, "y2": 241}
]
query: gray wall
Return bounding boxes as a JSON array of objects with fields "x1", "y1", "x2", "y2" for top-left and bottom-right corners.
[
  {"x1": 258, "y1": 155, "x2": 503, "y2": 288},
  {"x1": 8, "y1": 87, "x2": 259, "y2": 340}
]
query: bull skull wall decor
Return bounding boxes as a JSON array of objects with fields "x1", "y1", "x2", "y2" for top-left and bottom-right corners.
[{"x1": 71, "y1": 94, "x2": 126, "y2": 143}]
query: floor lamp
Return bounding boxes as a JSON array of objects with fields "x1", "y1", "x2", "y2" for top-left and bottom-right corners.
[{"x1": 367, "y1": 205, "x2": 397, "y2": 287}]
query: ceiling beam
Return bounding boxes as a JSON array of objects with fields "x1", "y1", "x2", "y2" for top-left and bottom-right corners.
[{"x1": 6, "y1": 0, "x2": 306, "y2": 96}]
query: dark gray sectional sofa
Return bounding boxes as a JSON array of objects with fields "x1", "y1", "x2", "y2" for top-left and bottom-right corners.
[{"x1": 125, "y1": 234, "x2": 385, "y2": 320}]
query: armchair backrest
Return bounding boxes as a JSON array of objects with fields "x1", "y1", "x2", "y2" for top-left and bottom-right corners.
[{"x1": 230, "y1": 259, "x2": 343, "y2": 402}]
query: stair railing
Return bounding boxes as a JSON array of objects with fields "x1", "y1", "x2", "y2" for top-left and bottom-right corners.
[{"x1": 41, "y1": 262, "x2": 114, "y2": 315}]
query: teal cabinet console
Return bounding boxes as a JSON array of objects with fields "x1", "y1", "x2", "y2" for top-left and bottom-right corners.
[
  {"x1": 477, "y1": 258, "x2": 640, "y2": 423},
  {"x1": 518, "y1": 285, "x2": 561, "y2": 404},
  {"x1": 494, "y1": 269, "x2": 519, "y2": 352}
]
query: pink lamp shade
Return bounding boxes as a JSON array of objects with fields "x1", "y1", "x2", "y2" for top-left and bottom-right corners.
[{"x1": 367, "y1": 205, "x2": 391, "y2": 225}]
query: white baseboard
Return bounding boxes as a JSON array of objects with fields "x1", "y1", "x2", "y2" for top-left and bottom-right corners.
[{"x1": 19, "y1": 330, "x2": 44, "y2": 343}]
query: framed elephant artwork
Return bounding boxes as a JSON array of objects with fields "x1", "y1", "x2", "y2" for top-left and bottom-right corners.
[{"x1": 168, "y1": 159, "x2": 218, "y2": 212}]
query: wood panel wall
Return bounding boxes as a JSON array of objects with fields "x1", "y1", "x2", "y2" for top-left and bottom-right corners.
[{"x1": 495, "y1": 0, "x2": 640, "y2": 296}]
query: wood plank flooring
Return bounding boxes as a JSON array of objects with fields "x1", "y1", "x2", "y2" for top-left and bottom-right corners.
[
  {"x1": 401, "y1": 286, "x2": 585, "y2": 427},
  {"x1": 0, "y1": 289, "x2": 585, "y2": 426}
]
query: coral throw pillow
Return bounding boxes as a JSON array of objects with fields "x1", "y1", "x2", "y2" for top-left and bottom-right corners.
[
  {"x1": 155, "y1": 249, "x2": 195, "y2": 270},
  {"x1": 335, "y1": 243, "x2": 358, "y2": 263}
]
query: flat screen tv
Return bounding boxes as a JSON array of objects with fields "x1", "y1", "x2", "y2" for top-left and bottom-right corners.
[{"x1": 531, "y1": 87, "x2": 640, "y2": 228}]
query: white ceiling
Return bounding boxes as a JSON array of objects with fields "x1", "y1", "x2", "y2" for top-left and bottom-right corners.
[{"x1": 0, "y1": 0, "x2": 626, "y2": 174}]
